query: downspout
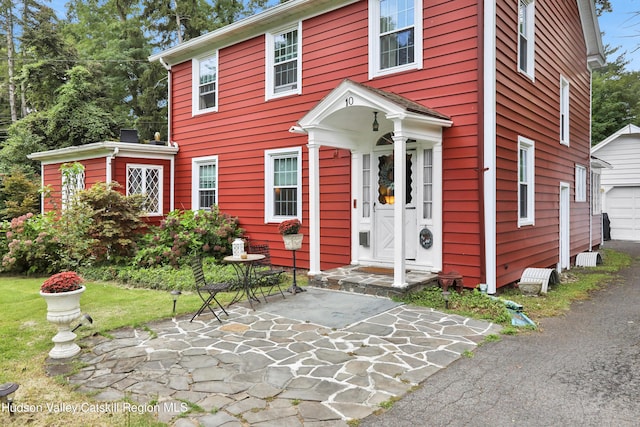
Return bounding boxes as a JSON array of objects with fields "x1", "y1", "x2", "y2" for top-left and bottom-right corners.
[
  {"x1": 588, "y1": 71, "x2": 593, "y2": 251},
  {"x1": 483, "y1": 0, "x2": 498, "y2": 294},
  {"x1": 106, "y1": 147, "x2": 119, "y2": 184},
  {"x1": 159, "y1": 57, "x2": 175, "y2": 211},
  {"x1": 477, "y1": 0, "x2": 486, "y2": 285}
]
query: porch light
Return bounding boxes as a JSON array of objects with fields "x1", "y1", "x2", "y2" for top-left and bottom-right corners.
[{"x1": 372, "y1": 112, "x2": 379, "y2": 132}]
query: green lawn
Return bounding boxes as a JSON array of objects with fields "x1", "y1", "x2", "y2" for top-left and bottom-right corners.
[{"x1": 0, "y1": 276, "x2": 264, "y2": 426}]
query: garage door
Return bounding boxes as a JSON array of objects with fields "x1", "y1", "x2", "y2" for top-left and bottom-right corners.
[{"x1": 606, "y1": 187, "x2": 640, "y2": 241}]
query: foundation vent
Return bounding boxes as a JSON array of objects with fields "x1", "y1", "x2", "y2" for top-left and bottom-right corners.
[
  {"x1": 575, "y1": 252, "x2": 602, "y2": 267},
  {"x1": 520, "y1": 268, "x2": 560, "y2": 294}
]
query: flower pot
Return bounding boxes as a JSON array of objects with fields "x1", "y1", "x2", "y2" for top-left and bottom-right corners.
[
  {"x1": 40, "y1": 286, "x2": 85, "y2": 359},
  {"x1": 282, "y1": 233, "x2": 303, "y2": 250}
]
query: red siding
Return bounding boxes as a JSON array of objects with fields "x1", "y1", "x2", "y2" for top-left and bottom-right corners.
[
  {"x1": 42, "y1": 158, "x2": 107, "y2": 212},
  {"x1": 167, "y1": 0, "x2": 595, "y2": 288},
  {"x1": 495, "y1": 0, "x2": 594, "y2": 285}
]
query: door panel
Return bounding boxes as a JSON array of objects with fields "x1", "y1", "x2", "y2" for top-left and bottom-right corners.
[{"x1": 373, "y1": 151, "x2": 416, "y2": 260}]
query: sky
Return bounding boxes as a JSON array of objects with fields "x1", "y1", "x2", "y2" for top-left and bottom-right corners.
[
  {"x1": 47, "y1": 0, "x2": 640, "y2": 71},
  {"x1": 599, "y1": 0, "x2": 640, "y2": 70}
]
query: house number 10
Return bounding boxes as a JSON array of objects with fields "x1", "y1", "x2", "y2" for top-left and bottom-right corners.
[{"x1": 345, "y1": 96, "x2": 354, "y2": 107}]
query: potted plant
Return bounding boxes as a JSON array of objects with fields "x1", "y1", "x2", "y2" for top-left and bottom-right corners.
[
  {"x1": 278, "y1": 218, "x2": 303, "y2": 250},
  {"x1": 40, "y1": 271, "x2": 86, "y2": 359}
]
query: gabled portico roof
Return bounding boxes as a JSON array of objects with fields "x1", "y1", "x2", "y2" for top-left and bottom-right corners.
[{"x1": 296, "y1": 79, "x2": 451, "y2": 145}]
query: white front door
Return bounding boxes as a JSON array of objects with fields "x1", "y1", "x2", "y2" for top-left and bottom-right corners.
[{"x1": 373, "y1": 150, "x2": 417, "y2": 260}]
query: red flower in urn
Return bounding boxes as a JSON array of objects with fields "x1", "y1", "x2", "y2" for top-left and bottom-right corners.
[
  {"x1": 278, "y1": 219, "x2": 301, "y2": 235},
  {"x1": 40, "y1": 271, "x2": 84, "y2": 294}
]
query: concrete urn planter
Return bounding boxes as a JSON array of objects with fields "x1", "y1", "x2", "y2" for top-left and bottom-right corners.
[
  {"x1": 40, "y1": 286, "x2": 85, "y2": 359},
  {"x1": 282, "y1": 233, "x2": 303, "y2": 250}
]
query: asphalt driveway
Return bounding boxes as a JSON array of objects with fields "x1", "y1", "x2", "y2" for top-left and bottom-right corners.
[{"x1": 360, "y1": 240, "x2": 640, "y2": 427}]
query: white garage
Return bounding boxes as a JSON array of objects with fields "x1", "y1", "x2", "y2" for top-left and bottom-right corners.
[
  {"x1": 593, "y1": 125, "x2": 640, "y2": 242},
  {"x1": 605, "y1": 187, "x2": 640, "y2": 241}
]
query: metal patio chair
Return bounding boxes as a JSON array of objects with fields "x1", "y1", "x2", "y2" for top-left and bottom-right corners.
[
  {"x1": 190, "y1": 257, "x2": 232, "y2": 323},
  {"x1": 248, "y1": 242, "x2": 286, "y2": 302}
]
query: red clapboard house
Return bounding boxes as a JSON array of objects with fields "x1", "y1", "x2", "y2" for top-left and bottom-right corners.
[{"x1": 31, "y1": 0, "x2": 605, "y2": 293}]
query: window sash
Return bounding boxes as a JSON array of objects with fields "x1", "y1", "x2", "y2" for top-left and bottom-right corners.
[
  {"x1": 363, "y1": 154, "x2": 371, "y2": 218},
  {"x1": 273, "y1": 156, "x2": 298, "y2": 216},
  {"x1": 575, "y1": 165, "x2": 586, "y2": 202},
  {"x1": 518, "y1": 0, "x2": 534, "y2": 76},
  {"x1": 518, "y1": 138, "x2": 534, "y2": 225},
  {"x1": 195, "y1": 54, "x2": 217, "y2": 111},
  {"x1": 379, "y1": 0, "x2": 415, "y2": 70},
  {"x1": 591, "y1": 171, "x2": 601, "y2": 215},
  {"x1": 423, "y1": 148, "x2": 433, "y2": 220},
  {"x1": 268, "y1": 27, "x2": 300, "y2": 97},
  {"x1": 127, "y1": 166, "x2": 162, "y2": 215},
  {"x1": 198, "y1": 163, "x2": 217, "y2": 210},
  {"x1": 560, "y1": 76, "x2": 570, "y2": 145}
]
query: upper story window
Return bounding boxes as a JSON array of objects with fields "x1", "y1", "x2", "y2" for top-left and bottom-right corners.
[
  {"x1": 518, "y1": 0, "x2": 535, "y2": 79},
  {"x1": 127, "y1": 164, "x2": 162, "y2": 216},
  {"x1": 518, "y1": 136, "x2": 535, "y2": 226},
  {"x1": 575, "y1": 164, "x2": 586, "y2": 202},
  {"x1": 266, "y1": 23, "x2": 302, "y2": 100},
  {"x1": 265, "y1": 147, "x2": 302, "y2": 222},
  {"x1": 192, "y1": 53, "x2": 218, "y2": 114},
  {"x1": 369, "y1": 0, "x2": 423, "y2": 78},
  {"x1": 192, "y1": 156, "x2": 218, "y2": 210},
  {"x1": 560, "y1": 75, "x2": 570, "y2": 145}
]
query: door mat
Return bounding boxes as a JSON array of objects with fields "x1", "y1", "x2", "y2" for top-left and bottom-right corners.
[
  {"x1": 356, "y1": 267, "x2": 395, "y2": 275},
  {"x1": 255, "y1": 287, "x2": 402, "y2": 329}
]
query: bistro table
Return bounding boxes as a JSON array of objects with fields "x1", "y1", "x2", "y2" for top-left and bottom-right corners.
[{"x1": 223, "y1": 254, "x2": 265, "y2": 310}]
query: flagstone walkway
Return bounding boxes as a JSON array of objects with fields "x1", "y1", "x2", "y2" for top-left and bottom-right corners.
[{"x1": 67, "y1": 290, "x2": 502, "y2": 426}]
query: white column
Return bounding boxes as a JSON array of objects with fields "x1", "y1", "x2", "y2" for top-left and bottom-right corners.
[
  {"x1": 351, "y1": 150, "x2": 360, "y2": 264},
  {"x1": 307, "y1": 141, "x2": 321, "y2": 276},
  {"x1": 392, "y1": 128, "x2": 407, "y2": 287}
]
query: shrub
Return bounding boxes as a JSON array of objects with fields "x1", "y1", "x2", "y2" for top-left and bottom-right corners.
[
  {"x1": 75, "y1": 182, "x2": 146, "y2": 264},
  {"x1": 1, "y1": 212, "x2": 67, "y2": 274},
  {"x1": 0, "y1": 169, "x2": 41, "y2": 221},
  {"x1": 134, "y1": 207, "x2": 243, "y2": 268}
]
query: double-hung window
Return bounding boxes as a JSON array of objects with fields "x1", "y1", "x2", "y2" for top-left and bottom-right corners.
[
  {"x1": 518, "y1": 137, "x2": 535, "y2": 226},
  {"x1": 560, "y1": 76, "x2": 570, "y2": 145},
  {"x1": 266, "y1": 23, "x2": 302, "y2": 99},
  {"x1": 518, "y1": 0, "x2": 535, "y2": 78},
  {"x1": 591, "y1": 170, "x2": 601, "y2": 214},
  {"x1": 369, "y1": 0, "x2": 422, "y2": 78},
  {"x1": 192, "y1": 53, "x2": 218, "y2": 114},
  {"x1": 265, "y1": 147, "x2": 302, "y2": 222},
  {"x1": 575, "y1": 164, "x2": 587, "y2": 202},
  {"x1": 192, "y1": 156, "x2": 218, "y2": 210},
  {"x1": 127, "y1": 164, "x2": 162, "y2": 216}
]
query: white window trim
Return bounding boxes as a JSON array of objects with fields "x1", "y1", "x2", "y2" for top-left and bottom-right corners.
[
  {"x1": 192, "y1": 156, "x2": 219, "y2": 210},
  {"x1": 560, "y1": 75, "x2": 570, "y2": 146},
  {"x1": 265, "y1": 22, "x2": 302, "y2": 101},
  {"x1": 518, "y1": 136, "x2": 535, "y2": 227},
  {"x1": 575, "y1": 164, "x2": 586, "y2": 202},
  {"x1": 265, "y1": 147, "x2": 302, "y2": 223},
  {"x1": 591, "y1": 170, "x2": 601, "y2": 215},
  {"x1": 368, "y1": 0, "x2": 423, "y2": 79},
  {"x1": 192, "y1": 52, "x2": 219, "y2": 115},
  {"x1": 517, "y1": 0, "x2": 535, "y2": 80},
  {"x1": 127, "y1": 164, "x2": 163, "y2": 216}
]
